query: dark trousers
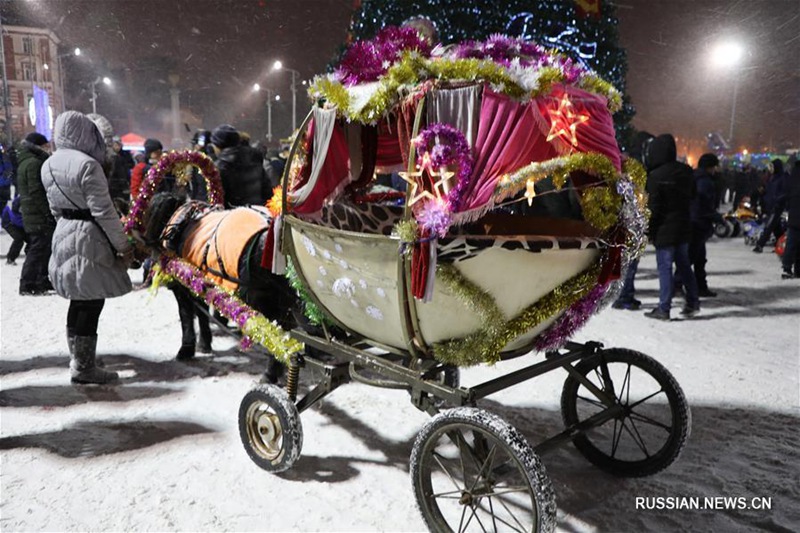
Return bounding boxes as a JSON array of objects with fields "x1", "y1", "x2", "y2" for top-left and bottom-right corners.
[
  {"x1": 172, "y1": 284, "x2": 211, "y2": 347},
  {"x1": 656, "y1": 243, "x2": 699, "y2": 312},
  {"x1": 688, "y1": 231, "x2": 709, "y2": 291},
  {"x1": 615, "y1": 258, "x2": 639, "y2": 303},
  {"x1": 756, "y1": 211, "x2": 784, "y2": 248},
  {"x1": 782, "y1": 227, "x2": 800, "y2": 275},
  {"x1": 67, "y1": 299, "x2": 106, "y2": 336},
  {"x1": 2, "y1": 221, "x2": 28, "y2": 262},
  {"x1": 20, "y1": 228, "x2": 53, "y2": 291}
]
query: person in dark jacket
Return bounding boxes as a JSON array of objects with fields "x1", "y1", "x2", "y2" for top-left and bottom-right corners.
[
  {"x1": 612, "y1": 131, "x2": 653, "y2": 310},
  {"x1": 644, "y1": 134, "x2": 699, "y2": 320},
  {"x1": 1, "y1": 195, "x2": 28, "y2": 264},
  {"x1": 681, "y1": 153, "x2": 722, "y2": 297},
  {"x1": 781, "y1": 160, "x2": 800, "y2": 279},
  {"x1": 16, "y1": 132, "x2": 55, "y2": 295},
  {"x1": 0, "y1": 143, "x2": 13, "y2": 208},
  {"x1": 211, "y1": 124, "x2": 269, "y2": 207},
  {"x1": 754, "y1": 159, "x2": 788, "y2": 252},
  {"x1": 108, "y1": 136, "x2": 134, "y2": 206}
]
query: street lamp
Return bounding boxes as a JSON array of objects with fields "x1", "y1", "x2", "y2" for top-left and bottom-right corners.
[
  {"x1": 711, "y1": 40, "x2": 744, "y2": 144},
  {"x1": 89, "y1": 76, "x2": 111, "y2": 114},
  {"x1": 272, "y1": 60, "x2": 300, "y2": 133},
  {"x1": 253, "y1": 83, "x2": 279, "y2": 142}
]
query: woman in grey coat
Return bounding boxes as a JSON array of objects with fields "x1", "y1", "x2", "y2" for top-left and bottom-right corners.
[{"x1": 42, "y1": 111, "x2": 134, "y2": 384}]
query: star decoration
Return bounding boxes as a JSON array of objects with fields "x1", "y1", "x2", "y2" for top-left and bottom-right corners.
[
  {"x1": 398, "y1": 170, "x2": 435, "y2": 206},
  {"x1": 399, "y1": 168, "x2": 455, "y2": 207},
  {"x1": 546, "y1": 94, "x2": 589, "y2": 149}
]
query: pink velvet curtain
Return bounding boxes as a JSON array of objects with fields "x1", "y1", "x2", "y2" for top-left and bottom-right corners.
[{"x1": 456, "y1": 88, "x2": 557, "y2": 214}]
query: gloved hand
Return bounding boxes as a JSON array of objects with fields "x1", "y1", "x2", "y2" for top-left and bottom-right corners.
[{"x1": 117, "y1": 247, "x2": 136, "y2": 268}]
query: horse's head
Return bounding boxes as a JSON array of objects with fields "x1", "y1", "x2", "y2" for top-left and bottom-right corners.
[{"x1": 142, "y1": 192, "x2": 189, "y2": 249}]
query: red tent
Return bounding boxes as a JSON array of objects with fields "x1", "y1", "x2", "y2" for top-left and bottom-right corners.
[{"x1": 120, "y1": 132, "x2": 146, "y2": 151}]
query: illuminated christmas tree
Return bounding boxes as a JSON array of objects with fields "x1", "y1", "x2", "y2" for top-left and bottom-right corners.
[{"x1": 347, "y1": 0, "x2": 635, "y2": 148}]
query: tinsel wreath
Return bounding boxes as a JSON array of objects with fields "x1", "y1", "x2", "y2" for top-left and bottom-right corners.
[
  {"x1": 411, "y1": 123, "x2": 474, "y2": 237},
  {"x1": 432, "y1": 263, "x2": 601, "y2": 366},
  {"x1": 125, "y1": 150, "x2": 223, "y2": 235},
  {"x1": 150, "y1": 256, "x2": 303, "y2": 362}
]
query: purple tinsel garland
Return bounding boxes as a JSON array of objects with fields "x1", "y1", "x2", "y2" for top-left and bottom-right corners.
[
  {"x1": 448, "y1": 34, "x2": 586, "y2": 84},
  {"x1": 534, "y1": 283, "x2": 609, "y2": 351},
  {"x1": 336, "y1": 25, "x2": 433, "y2": 86}
]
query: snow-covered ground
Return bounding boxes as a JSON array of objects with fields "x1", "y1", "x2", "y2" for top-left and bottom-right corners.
[{"x1": 1, "y1": 229, "x2": 798, "y2": 532}]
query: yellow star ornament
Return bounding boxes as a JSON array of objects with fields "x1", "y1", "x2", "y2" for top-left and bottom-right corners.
[{"x1": 546, "y1": 94, "x2": 590, "y2": 149}]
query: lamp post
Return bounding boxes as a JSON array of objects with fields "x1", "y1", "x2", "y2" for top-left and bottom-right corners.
[
  {"x1": 55, "y1": 47, "x2": 81, "y2": 114},
  {"x1": 711, "y1": 40, "x2": 744, "y2": 145},
  {"x1": 89, "y1": 76, "x2": 111, "y2": 114},
  {"x1": 272, "y1": 60, "x2": 300, "y2": 133},
  {"x1": 253, "y1": 83, "x2": 279, "y2": 143},
  {"x1": 168, "y1": 73, "x2": 181, "y2": 149}
]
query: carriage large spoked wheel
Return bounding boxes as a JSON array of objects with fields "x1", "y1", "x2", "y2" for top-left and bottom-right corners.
[
  {"x1": 411, "y1": 408, "x2": 557, "y2": 533},
  {"x1": 560, "y1": 348, "x2": 690, "y2": 477},
  {"x1": 238, "y1": 384, "x2": 303, "y2": 473}
]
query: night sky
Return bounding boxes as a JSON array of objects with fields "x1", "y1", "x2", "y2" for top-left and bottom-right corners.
[{"x1": 3, "y1": 0, "x2": 799, "y2": 153}]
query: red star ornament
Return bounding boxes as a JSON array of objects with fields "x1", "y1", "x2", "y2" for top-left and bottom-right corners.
[{"x1": 546, "y1": 94, "x2": 590, "y2": 149}]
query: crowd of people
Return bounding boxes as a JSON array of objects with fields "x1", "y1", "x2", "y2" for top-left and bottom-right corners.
[
  {"x1": 610, "y1": 132, "x2": 799, "y2": 320},
  {"x1": 0, "y1": 110, "x2": 797, "y2": 383}
]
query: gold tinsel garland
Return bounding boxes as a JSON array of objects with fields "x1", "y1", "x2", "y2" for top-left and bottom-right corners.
[
  {"x1": 494, "y1": 152, "x2": 624, "y2": 232},
  {"x1": 433, "y1": 264, "x2": 601, "y2": 366}
]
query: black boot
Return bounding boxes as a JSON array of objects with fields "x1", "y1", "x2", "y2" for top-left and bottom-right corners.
[
  {"x1": 69, "y1": 327, "x2": 104, "y2": 367},
  {"x1": 177, "y1": 295, "x2": 197, "y2": 360},
  {"x1": 176, "y1": 344, "x2": 196, "y2": 360},
  {"x1": 71, "y1": 336, "x2": 118, "y2": 384}
]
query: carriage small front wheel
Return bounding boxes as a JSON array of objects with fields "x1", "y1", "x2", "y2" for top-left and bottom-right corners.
[
  {"x1": 410, "y1": 407, "x2": 557, "y2": 533},
  {"x1": 560, "y1": 348, "x2": 690, "y2": 477},
  {"x1": 238, "y1": 384, "x2": 303, "y2": 473}
]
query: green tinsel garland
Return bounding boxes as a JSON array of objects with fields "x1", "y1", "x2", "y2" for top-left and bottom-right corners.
[
  {"x1": 433, "y1": 264, "x2": 600, "y2": 366},
  {"x1": 286, "y1": 258, "x2": 332, "y2": 327},
  {"x1": 393, "y1": 218, "x2": 419, "y2": 246}
]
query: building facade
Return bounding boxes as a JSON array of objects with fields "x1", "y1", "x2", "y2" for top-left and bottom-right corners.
[{"x1": 1, "y1": 25, "x2": 63, "y2": 143}]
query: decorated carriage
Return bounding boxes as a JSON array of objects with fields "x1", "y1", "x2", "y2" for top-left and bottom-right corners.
[{"x1": 128, "y1": 27, "x2": 690, "y2": 533}]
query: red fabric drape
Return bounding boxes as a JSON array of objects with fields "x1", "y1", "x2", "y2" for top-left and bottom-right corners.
[
  {"x1": 293, "y1": 121, "x2": 350, "y2": 215},
  {"x1": 397, "y1": 94, "x2": 425, "y2": 169},
  {"x1": 375, "y1": 116, "x2": 404, "y2": 169},
  {"x1": 345, "y1": 124, "x2": 379, "y2": 193},
  {"x1": 457, "y1": 88, "x2": 558, "y2": 214}
]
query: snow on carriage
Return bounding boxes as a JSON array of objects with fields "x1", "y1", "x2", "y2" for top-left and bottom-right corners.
[{"x1": 127, "y1": 27, "x2": 690, "y2": 533}]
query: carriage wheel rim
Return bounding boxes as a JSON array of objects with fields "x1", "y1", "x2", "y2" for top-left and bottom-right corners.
[
  {"x1": 245, "y1": 402, "x2": 283, "y2": 461},
  {"x1": 421, "y1": 424, "x2": 539, "y2": 532}
]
